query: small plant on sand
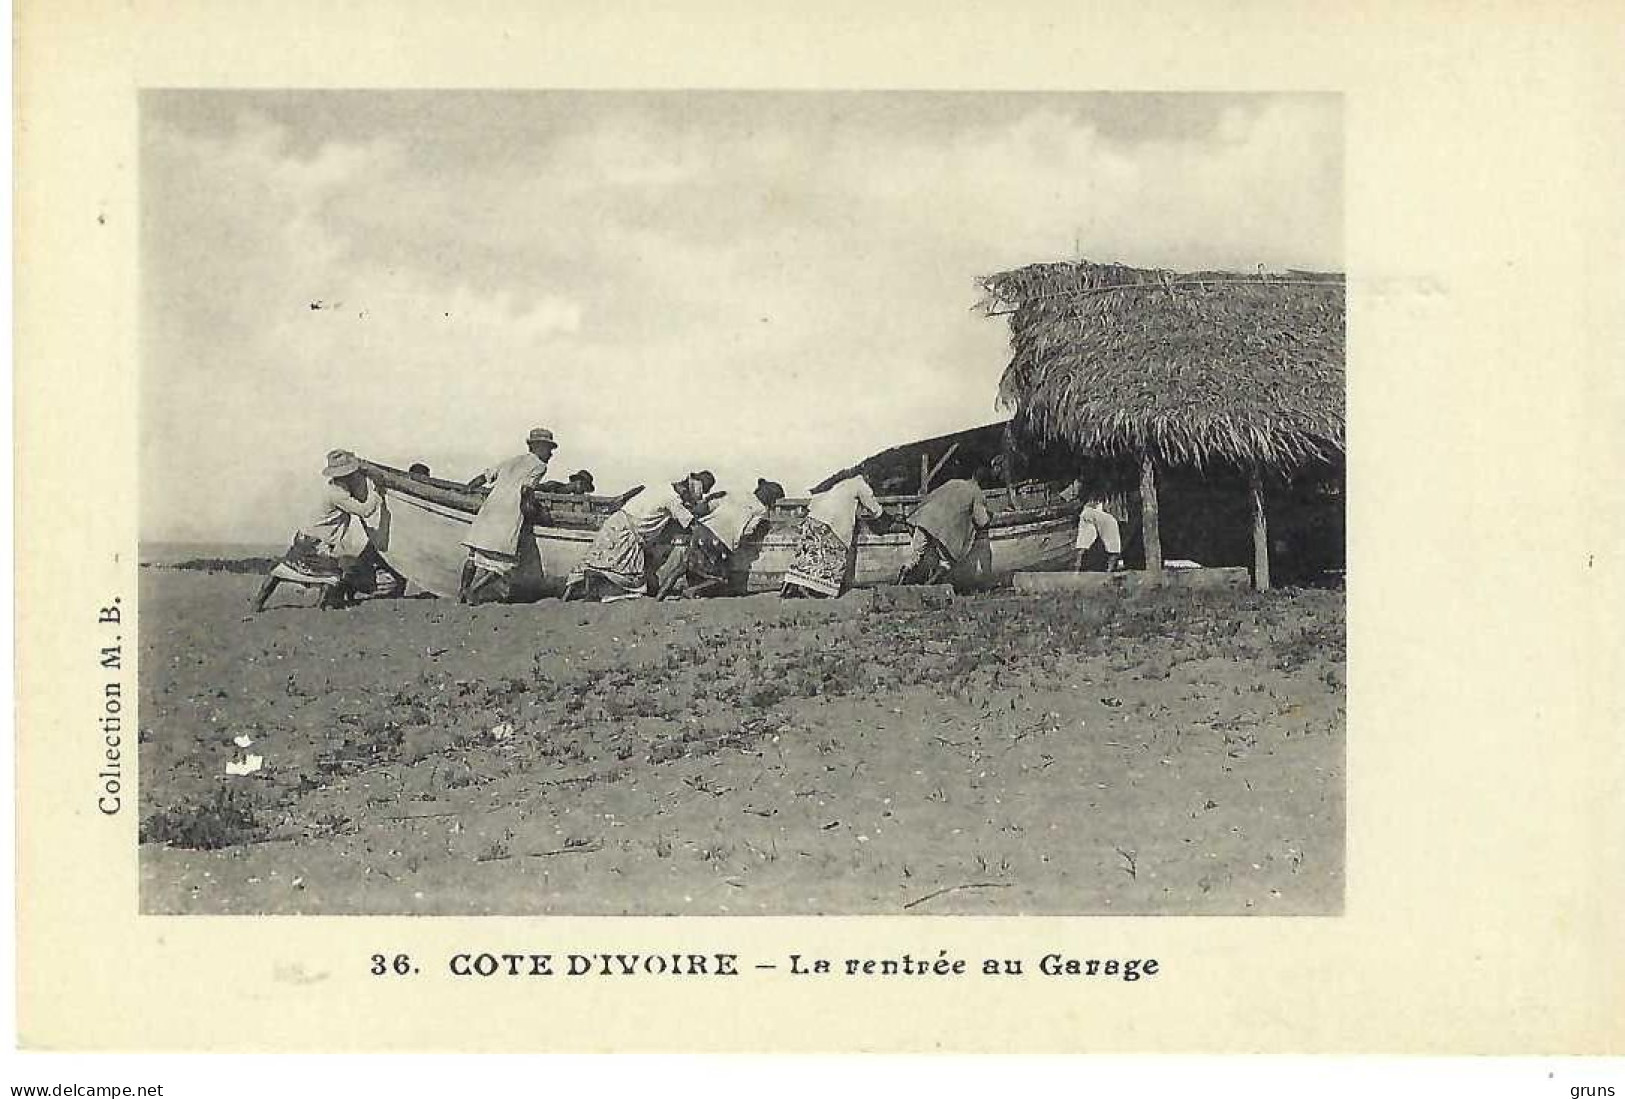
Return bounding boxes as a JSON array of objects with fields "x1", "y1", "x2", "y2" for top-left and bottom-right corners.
[
  {"x1": 741, "y1": 836, "x2": 778, "y2": 863},
  {"x1": 1272, "y1": 638, "x2": 1315, "y2": 672},
  {"x1": 746, "y1": 681, "x2": 788, "y2": 709},
  {"x1": 1274, "y1": 620, "x2": 1345, "y2": 671},
  {"x1": 310, "y1": 811, "x2": 355, "y2": 838},
  {"x1": 699, "y1": 840, "x2": 733, "y2": 865},
  {"x1": 975, "y1": 853, "x2": 1012, "y2": 876},
  {"x1": 562, "y1": 682, "x2": 591, "y2": 714},
  {"x1": 476, "y1": 830, "x2": 514, "y2": 863},
  {"x1": 440, "y1": 760, "x2": 479, "y2": 789},
  {"x1": 629, "y1": 692, "x2": 673, "y2": 719},
  {"x1": 1138, "y1": 656, "x2": 1173, "y2": 680}
]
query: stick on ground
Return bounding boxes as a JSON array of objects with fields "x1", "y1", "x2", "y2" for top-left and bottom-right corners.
[
  {"x1": 524, "y1": 842, "x2": 603, "y2": 859},
  {"x1": 902, "y1": 881, "x2": 1012, "y2": 910}
]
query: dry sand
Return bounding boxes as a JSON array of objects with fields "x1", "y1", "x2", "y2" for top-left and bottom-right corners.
[{"x1": 138, "y1": 567, "x2": 1345, "y2": 915}]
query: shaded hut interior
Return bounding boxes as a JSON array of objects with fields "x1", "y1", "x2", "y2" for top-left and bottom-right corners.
[
  {"x1": 843, "y1": 419, "x2": 1342, "y2": 581},
  {"x1": 980, "y1": 260, "x2": 1346, "y2": 586}
]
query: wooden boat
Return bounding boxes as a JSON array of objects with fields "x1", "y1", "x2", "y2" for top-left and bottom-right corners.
[{"x1": 358, "y1": 447, "x2": 1082, "y2": 601}]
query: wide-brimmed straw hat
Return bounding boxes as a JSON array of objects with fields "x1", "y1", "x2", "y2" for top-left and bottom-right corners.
[
  {"x1": 323, "y1": 449, "x2": 361, "y2": 478},
  {"x1": 527, "y1": 427, "x2": 557, "y2": 447}
]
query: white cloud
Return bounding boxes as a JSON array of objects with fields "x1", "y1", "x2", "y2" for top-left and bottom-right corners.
[
  {"x1": 142, "y1": 95, "x2": 1340, "y2": 542},
  {"x1": 142, "y1": 117, "x2": 590, "y2": 541}
]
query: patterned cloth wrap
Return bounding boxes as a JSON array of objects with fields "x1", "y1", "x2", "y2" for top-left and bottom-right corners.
[
  {"x1": 568, "y1": 510, "x2": 650, "y2": 595},
  {"x1": 271, "y1": 534, "x2": 375, "y2": 592},
  {"x1": 781, "y1": 516, "x2": 849, "y2": 597}
]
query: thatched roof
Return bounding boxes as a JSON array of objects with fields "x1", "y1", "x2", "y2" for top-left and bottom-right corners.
[{"x1": 980, "y1": 261, "x2": 1345, "y2": 469}]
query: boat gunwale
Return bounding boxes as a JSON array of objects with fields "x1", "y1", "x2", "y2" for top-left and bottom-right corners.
[
  {"x1": 361, "y1": 458, "x2": 1083, "y2": 534},
  {"x1": 385, "y1": 487, "x2": 1078, "y2": 548}
]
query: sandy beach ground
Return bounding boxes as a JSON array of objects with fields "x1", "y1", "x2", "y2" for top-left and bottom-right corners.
[{"x1": 138, "y1": 566, "x2": 1344, "y2": 916}]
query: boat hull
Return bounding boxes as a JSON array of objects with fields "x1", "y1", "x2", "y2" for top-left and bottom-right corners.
[{"x1": 365, "y1": 463, "x2": 1081, "y2": 600}]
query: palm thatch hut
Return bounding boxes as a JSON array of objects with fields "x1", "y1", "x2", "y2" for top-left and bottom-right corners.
[{"x1": 979, "y1": 260, "x2": 1345, "y2": 589}]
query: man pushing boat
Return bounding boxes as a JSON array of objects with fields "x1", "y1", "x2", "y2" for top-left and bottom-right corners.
[
  {"x1": 459, "y1": 427, "x2": 559, "y2": 604},
  {"x1": 655, "y1": 477, "x2": 786, "y2": 599},
  {"x1": 251, "y1": 449, "x2": 388, "y2": 612},
  {"x1": 895, "y1": 468, "x2": 992, "y2": 586},
  {"x1": 780, "y1": 468, "x2": 886, "y2": 599},
  {"x1": 563, "y1": 471, "x2": 716, "y2": 603}
]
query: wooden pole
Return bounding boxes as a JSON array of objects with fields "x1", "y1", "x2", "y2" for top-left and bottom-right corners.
[
  {"x1": 922, "y1": 441, "x2": 960, "y2": 494},
  {"x1": 919, "y1": 453, "x2": 931, "y2": 495},
  {"x1": 1249, "y1": 464, "x2": 1271, "y2": 591},
  {"x1": 1139, "y1": 450, "x2": 1162, "y2": 576}
]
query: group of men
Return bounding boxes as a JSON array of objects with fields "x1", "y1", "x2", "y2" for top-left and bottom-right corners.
[
  {"x1": 564, "y1": 470, "x2": 791, "y2": 604},
  {"x1": 436, "y1": 427, "x2": 784, "y2": 605},
  {"x1": 783, "y1": 468, "x2": 1123, "y2": 593},
  {"x1": 252, "y1": 428, "x2": 1128, "y2": 612}
]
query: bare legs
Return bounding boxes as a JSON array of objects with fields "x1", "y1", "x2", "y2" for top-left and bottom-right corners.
[{"x1": 1074, "y1": 549, "x2": 1126, "y2": 574}]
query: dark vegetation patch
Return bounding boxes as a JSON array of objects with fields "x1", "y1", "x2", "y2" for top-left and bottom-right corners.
[
  {"x1": 158, "y1": 557, "x2": 281, "y2": 575},
  {"x1": 140, "y1": 785, "x2": 271, "y2": 849}
]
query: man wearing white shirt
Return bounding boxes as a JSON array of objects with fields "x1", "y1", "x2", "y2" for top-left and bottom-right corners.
[
  {"x1": 781, "y1": 470, "x2": 885, "y2": 598},
  {"x1": 565, "y1": 471, "x2": 715, "y2": 602},
  {"x1": 1074, "y1": 496, "x2": 1125, "y2": 573},
  {"x1": 657, "y1": 478, "x2": 786, "y2": 598}
]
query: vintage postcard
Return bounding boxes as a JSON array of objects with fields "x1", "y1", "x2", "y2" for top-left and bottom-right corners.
[{"x1": 13, "y1": 0, "x2": 1623, "y2": 1055}]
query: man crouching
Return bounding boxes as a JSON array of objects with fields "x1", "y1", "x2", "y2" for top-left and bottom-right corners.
[
  {"x1": 656, "y1": 478, "x2": 786, "y2": 599},
  {"x1": 896, "y1": 468, "x2": 992, "y2": 586}
]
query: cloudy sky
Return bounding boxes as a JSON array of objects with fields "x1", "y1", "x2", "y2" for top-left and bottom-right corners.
[{"x1": 140, "y1": 91, "x2": 1341, "y2": 544}]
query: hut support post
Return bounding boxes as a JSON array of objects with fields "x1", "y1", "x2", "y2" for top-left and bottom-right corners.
[
  {"x1": 1139, "y1": 451, "x2": 1162, "y2": 576},
  {"x1": 1249, "y1": 465, "x2": 1271, "y2": 592}
]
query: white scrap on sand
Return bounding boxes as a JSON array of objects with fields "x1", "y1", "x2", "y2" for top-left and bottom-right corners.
[{"x1": 225, "y1": 754, "x2": 264, "y2": 776}]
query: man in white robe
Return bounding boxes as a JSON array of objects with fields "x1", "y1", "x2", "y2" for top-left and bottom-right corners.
[{"x1": 459, "y1": 427, "x2": 558, "y2": 603}]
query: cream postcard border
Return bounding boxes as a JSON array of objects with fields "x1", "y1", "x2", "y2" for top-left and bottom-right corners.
[{"x1": 14, "y1": 0, "x2": 1624, "y2": 1053}]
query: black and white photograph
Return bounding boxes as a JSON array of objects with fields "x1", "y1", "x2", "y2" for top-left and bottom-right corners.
[
  {"x1": 136, "y1": 90, "x2": 1346, "y2": 916},
  {"x1": 15, "y1": 0, "x2": 1625, "y2": 1073}
]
